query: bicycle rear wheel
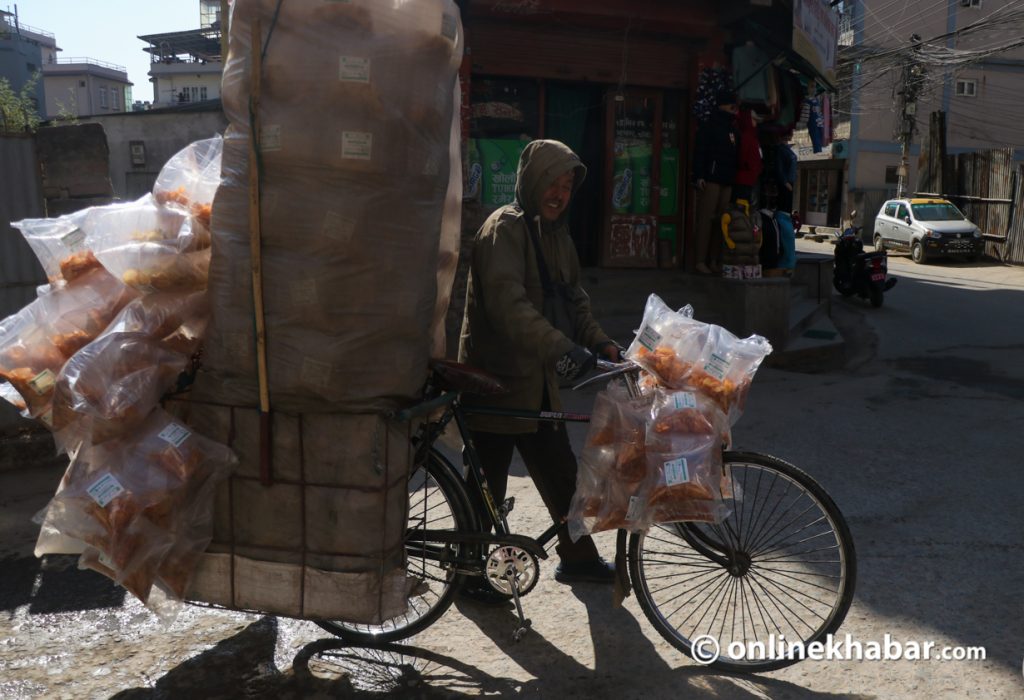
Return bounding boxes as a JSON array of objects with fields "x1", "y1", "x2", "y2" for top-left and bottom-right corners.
[
  {"x1": 316, "y1": 448, "x2": 475, "y2": 643},
  {"x1": 629, "y1": 451, "x2": 856, "y2": 673}
]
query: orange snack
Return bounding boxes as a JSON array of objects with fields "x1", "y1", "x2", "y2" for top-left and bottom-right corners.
[{"x1": 59, "y1": 250, "x2": 103, "y2": 282}]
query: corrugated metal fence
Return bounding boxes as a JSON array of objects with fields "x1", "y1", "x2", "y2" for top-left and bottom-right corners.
[
  {"x1": 0, "y1": 135, "x2": 46, "y2": 320},
  {"x1": 918, "y1": 147, "x2": 1024, "y2": 265}
]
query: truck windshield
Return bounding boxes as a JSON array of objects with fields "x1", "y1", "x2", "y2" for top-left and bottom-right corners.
[{"x1": 911, "y1": 203, "x2": 965, "y2": 221}]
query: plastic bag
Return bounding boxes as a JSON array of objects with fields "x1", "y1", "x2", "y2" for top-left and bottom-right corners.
[
  {"x1": 152, "y1": 135, "x2": 223, "y2": 232},
  {"x1": 0, "y1": 268, "x2": 139, "y2": 422},
  {"x1": 34, "y1": 408, "x2": 236, "y2": 606},
  {"x1": 11, "y1": 208, "x2": 102, "y2": 285},
  {"x1": 50, "y1": 292, "x2": 208, "y2": 453},
  {"x1": 78, "y1": 195, "x2": 212, "y2": 294},
  {"x1": 626, "y1": 294, "x2": 772, "y2": 423}
]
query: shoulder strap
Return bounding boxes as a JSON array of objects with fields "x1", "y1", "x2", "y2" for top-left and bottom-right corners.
[{"x1": 526, "y1": 216, "x2": 556, "y2": 296}]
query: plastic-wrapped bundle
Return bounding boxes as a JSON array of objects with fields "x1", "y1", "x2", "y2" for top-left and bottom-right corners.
[
  {"x1": 626, "y1": 294, "x2": 772, "y2": 423},
  {"x1": 34, "y1": 409, "x2": 236, "y2": 607},
  {"x1": 152, "y1": 135, "x2": 223, "y2": 233},
  {"x1": 51, "y1": 292, "x2": 208, "y2": 453},
  {"x1": 0, "y1": 268, "x2": 138, "y2": 422}
]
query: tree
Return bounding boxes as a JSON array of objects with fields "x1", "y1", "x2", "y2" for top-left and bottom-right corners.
[{"x1": 0, "y1": 72, "x2": 42, "y2": 134}]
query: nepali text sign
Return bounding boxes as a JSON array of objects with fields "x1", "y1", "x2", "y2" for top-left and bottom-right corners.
[{"x1": 793, "y1": 0, "x2": 839, "y2": 87}]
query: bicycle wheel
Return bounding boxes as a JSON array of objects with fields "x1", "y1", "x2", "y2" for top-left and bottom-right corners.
[
  {"x1": 629, "y1": 451, "x2": 856, "y2": 673},
  {"x1": 317, "y1": 448, "x2": 476, "y2": 643}
]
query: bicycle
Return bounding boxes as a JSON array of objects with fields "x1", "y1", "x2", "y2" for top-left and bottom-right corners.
[{"x1": 315, "y1": 359, "x2": 857, "y2": 674}]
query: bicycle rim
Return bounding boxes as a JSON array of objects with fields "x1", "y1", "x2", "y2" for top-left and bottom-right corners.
[
  {"x1": 316, "y1": 450, "x2": 472, "y2": 643},
  {"x1": 629, "y1": 451, "x2": 856, "y2": 673}
]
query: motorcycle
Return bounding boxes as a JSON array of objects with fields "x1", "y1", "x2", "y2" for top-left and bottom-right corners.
[{"x1": 833, "y1": 211, "x2": 897, "y2": 308}]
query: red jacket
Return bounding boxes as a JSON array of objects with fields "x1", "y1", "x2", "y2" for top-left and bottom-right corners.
[{"x1": 734, "y1": 108, "x2": 763, "y2": 188}]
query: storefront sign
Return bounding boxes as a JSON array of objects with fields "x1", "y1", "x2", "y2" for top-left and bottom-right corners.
[
  {"x1": 792, "y1": 0, "x2": 838, "y2": 86},
  {"x1": 476, "y1": 139, "x2": 527, "y2": 207}
]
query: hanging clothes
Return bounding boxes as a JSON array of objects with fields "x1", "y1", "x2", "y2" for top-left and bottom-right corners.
[
  {"x1": 807, "y1": 96, "x2": 824, "y2": 153},
  {"x1": 821, "y1": 94, "x2": 832, "y2": 149},
  {"x1": 759, "y1": 208, "x2": 782, "y2": 270}
]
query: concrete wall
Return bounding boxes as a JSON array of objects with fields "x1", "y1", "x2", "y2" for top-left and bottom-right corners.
[{"x1": 83, "y1": 108, "x2": 228, "y2": 199}]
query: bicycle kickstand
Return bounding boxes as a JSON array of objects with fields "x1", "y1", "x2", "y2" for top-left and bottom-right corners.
[{"x1": 503, "y1": 568, "x2": 532, "y2": 642}]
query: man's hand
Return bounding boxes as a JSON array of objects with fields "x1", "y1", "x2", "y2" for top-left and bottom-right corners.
[
  {"x1": 555, "y1": 345, "x2": 596, "y2": 381},
  {"x1": 596, "y1": 341, "x2": 623, "y2": 362}
]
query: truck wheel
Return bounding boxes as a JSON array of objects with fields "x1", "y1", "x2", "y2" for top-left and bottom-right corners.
[{"x1": 911, "y1": 241, "x2": 927, "y2": 264}]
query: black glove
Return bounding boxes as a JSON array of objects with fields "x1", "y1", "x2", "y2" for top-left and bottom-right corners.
[{"x1": 555, "y1": 345, "x2": 596, "y2": 381}]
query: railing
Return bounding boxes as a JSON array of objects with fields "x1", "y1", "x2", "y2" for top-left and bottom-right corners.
[
  {"x1": 0, "y1": 19, "x2": 55, "y2": 39},
  {"x1": 51, "y1": 57, "x2": 127, "y2": 73}
]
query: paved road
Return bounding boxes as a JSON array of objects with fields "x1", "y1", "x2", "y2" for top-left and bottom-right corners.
[{"x1": 2, "y1": 244, "x2": 1023, "y2": 698}]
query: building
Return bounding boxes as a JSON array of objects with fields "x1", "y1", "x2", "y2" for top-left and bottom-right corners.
[
  {"x1": 0, "y1": 10, "x2": 49, "y2": 120},
  {"x1": 1, "y1": 8, "x2": 132, "y2": 121},
  {"x1": 139, "y1": 0, "x2": 223, "y2": 108},
  {"x1": 42, "y1": 58, "x2": 132, "y2": 119},
  {"x1": 841, "y1": 0, "x2": 1024, "y2": 232}
]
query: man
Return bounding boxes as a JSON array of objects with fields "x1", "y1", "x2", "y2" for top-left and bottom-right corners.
[
  {"x1": 692, "y1": 90, "x2": 739, "y2": 275},
  {"x1": 459, "y1": 139, "x2": 620, "y2": 598}
]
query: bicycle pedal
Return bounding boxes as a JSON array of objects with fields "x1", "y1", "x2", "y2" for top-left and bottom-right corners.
[
  {"x1": 512, "y1": 620, "x2": 532, "y2": 642},
  {"x1": 500, "y1": 496, "x2": 515, "y2": 517}
]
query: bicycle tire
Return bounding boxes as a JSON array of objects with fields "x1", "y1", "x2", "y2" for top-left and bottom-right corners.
[
  {"x1": 628, "y1": 451, "x2": 857, "y2": 673},
  {"x1": 316, "y1": 448, "x2": 475, "y2": 643}
]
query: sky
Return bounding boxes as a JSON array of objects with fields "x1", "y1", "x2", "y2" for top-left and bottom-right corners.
[{"x1": 5, "y1": 1, "x2": 201, "y2": 103}]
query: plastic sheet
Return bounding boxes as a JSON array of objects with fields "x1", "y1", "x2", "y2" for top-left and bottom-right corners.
[
  {"x1": 11, "y1": 209, "x2": 100, "y2": 285},
  {"x1": 34, "y1": 409, "x2": 236, "y2": 606}
]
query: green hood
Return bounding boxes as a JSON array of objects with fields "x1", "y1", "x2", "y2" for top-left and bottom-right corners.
[{"x1": 513, "y1": 140, "x2": 587, "y2": 225}]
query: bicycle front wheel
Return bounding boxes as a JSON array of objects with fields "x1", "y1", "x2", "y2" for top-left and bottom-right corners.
[
  {"x1": 629, "y1": 451, "x2": 857, "y2": 673},
  {"x1": 316, "y1": 448, "x2": 475, "y2": 644}
]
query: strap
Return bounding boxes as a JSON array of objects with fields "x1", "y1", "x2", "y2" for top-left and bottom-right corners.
[{"x1": 526, "y1": 216, "x2": 556, "y2": 296}]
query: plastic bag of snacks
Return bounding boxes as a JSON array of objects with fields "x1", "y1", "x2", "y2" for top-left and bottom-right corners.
[
  {"x1": 10, "y1": 209, "x2": 101, "y2": 286},
  {"x1": 77, "y1": 195, "x2": 213, "y2": 294},
  {"x1": 34, "y1": 409, "x2": 236, "y2": 607},
  {"x1": 639, "y1": 388, "x2": 735, "y2": 525},
  {"x1": 626, "y1": 294, "x2": 772, "y2": 424},
  {"x1": 152, "y1": 135, "x2": 223, "y2": 233},
  {"x1": 50, "y1": 292, "x2": 208, "y2": 453},
  {"x1": 568, "y1": 381, "x2": 653, "y2": 540},
  {"x1": 0, "y1": 268, "x2": 138, "y2": 422}
]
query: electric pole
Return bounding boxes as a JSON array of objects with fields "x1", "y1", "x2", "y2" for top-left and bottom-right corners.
[{"x1": 895, "y1": 34, "x2": 925, "y2": 198}]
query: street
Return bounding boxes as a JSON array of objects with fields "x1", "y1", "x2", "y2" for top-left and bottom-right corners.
[{"x1": 2, "y1": 241, "x2": 1023, "y2": 698}]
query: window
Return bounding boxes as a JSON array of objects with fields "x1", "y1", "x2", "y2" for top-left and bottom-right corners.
[
  {"x1": 200, "y1": 86, "x2": 208, "y2": 100},
  {"x1": 884, "y1": 202, "x2": 898, "y2": 217},
  {"x1": 110, "y1": 87, "x2": 118, "y2": 109},
  {"x1": 99, "y1": 87, "x2": 108, "y2": 108},
  {"x1": 955, "y1": 79, "x2": 977, "y2": 97},
  {"x1": 190, "y1": 86, "x2": 199, "y2": 102},
  {"x1": 960, "y1": 0, "x2": 981, "y2": 7},
  {"x1": 885, "y1": 166, "x2": 899, "y2": 184},
  {"x1": 896, "y1": 204, "x2": 909, "y2": 221},
  {"x1": 79, "y1": 80, "x2": 86, "y2": 87},
  {"x1": 912, "y1": 202, "x2": 965, "y2": 221}
]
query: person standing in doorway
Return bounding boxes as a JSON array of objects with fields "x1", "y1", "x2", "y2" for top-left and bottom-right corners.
[{"x1": 692, "y1": 91, "x2": 739, "y2": 275}]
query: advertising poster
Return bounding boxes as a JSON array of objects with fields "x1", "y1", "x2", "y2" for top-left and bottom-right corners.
[{"x1": 477, "y1": 139, "x2": 527, "y2": 207}]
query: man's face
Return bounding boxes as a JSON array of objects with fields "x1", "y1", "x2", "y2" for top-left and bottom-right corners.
[{"x1": 539, "y1": 171, "x2": 574, "y2": 223}]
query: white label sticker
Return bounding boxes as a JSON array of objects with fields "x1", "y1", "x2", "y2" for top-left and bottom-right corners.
[
  {"x1": 703, "y1": 353, "x2": 730, "y2": 381},
  {"x1": 158, "y1": 422, "x2": 191, "y2": 448},
  {"x1": 39, "y1": 408, "x2": 53, "y2": 427},
  {"x1": 626, "y1": 496, "x2": 643, "y2": 522},
  {"x1": 441, "y1": 13, "x2": 458, "y2": 42},
  {"x1": 342, "y1": 131, "x2": 373, "y2": 160},
  {"x1": 61, "y1": 229, "x2": 87, "y2": 250},
  {"x1": 339, "y1": 55, "x2": 371, "y2": 83},
  {"x1": 322, "y1": 211, "x2": 356, "y2": 244},
  {"x1": 663, "y1": 458, "x2": 690, "y2": 486},
  {"x1": 28, "y1": 369, "x2": 56, "y2": 395},
  {"x1": 671, "y1": 392, "x2": 698, "y2": 410},
  {"x1": 638, "y1": 325, "x2": 662, "y2": 352},
  {"x1": 301, "y1": 357, "x2": 333, "y2": 389},
  {"x1": 290, "y1": 278, "x2": 318, "y2": 306},
  {"x1": 260, "y1": 124, "x2": 282, "y2": 152},
  {"x1": 87, "y1": 473, "x2": 125, "y2": 508}
]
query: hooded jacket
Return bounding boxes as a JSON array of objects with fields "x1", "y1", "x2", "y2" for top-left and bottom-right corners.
[{"x1": 459, "y1": 140, "x2": 612, "y2": 433}]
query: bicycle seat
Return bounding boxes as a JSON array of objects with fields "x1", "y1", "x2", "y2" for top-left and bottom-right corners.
[{"x1": 429, "y1": 360, "x2": 507, "y2": 396}]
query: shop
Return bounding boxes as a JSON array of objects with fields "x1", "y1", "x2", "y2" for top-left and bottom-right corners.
[{"x1": 458, "y1": 0, "x2": 840, "y2": 270}]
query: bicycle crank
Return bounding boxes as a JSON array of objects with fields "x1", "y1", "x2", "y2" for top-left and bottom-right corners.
[{"x1": 484, "y1": 545, "x2": 540, "y2": 642}]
